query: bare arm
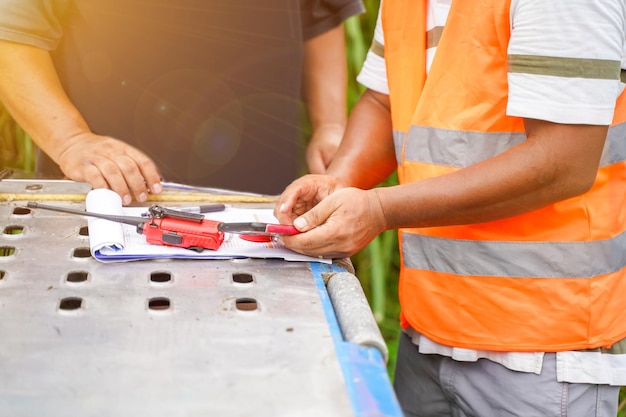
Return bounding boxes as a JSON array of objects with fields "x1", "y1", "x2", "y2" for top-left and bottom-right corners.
[
  {"x1": 301, "y1": 24, "x2": 349, "y2": 174},
  {"x1": 275, "y1": 88, "x2": 395, "y2": 221},
  {"x1": 325, "y1": 88, "x2": 396, "y2": 187},
  {"x1": 375, "y1": 119, "x2": 607, "y2": 229},
  {"x1": 0, "y1": 40, "x2": 162, "y2": 204},
  {"x1": 273, "y1": 88, "x2": 396, "y2": 256},
  {"x1": 276, "y1": 89, "x2": 607, "y2": 257}
]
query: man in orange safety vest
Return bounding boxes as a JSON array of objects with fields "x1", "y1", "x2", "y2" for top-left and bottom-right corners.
[{"x1": 274, "y1": 0, "x2": 626, "y2": 416}]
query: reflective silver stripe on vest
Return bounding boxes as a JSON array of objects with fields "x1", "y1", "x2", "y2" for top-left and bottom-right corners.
[
  {"x1": 601, "y1": 122, "x2": 626, "y2": 167},
  {"x1": 426, "y1": 27, "x2": 443, "y2": 50},
  {"x1": 394, "y1": 122, "x2": 626, "y2": 168},
  {"x1": 402, "y1": 126, "x2": 527, "y2": 167},
  {"x1": 393, "y1": 131, "x2": 406, "y2": 165},
  {"x1": 401, "y1": 230, "x2": 626, "y2": 278}
]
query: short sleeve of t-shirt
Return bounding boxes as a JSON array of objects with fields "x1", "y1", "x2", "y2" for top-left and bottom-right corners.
[
  {"x1": 356, "y1": 3, "x2": 388, "y2": 94},
  {"x1": 507, "y1": 0, "x2": 625, "y2": 125},
  {"x1": 359, "y1": 0, "x2": 626, "y2": 125},
  {"x1": 0, "y1": 0, "x2": 71, "y2": 50},
  {"x1": 300, "y1": 0, "x2": 365, "y2": 40},
  {"x1": 0, "y1": 1, "x2": 364, "y2": 47}
]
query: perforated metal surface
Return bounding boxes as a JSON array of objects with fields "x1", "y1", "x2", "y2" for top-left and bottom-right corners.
[{"x1": 0, "y1": 181, "x2": 356, "y2": 416}]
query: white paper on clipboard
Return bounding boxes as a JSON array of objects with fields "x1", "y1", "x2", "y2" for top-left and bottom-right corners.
[{"x1": 84, "y1": 188, "x2": 328, "y2": 264}]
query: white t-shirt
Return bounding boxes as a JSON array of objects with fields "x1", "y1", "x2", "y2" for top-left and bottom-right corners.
[
  {"x1": 358, "y1": 0, "x2": 626, "y2": 124},
  {"x1": 357, "y1": 0, "x2": 626, "y2": 385}
]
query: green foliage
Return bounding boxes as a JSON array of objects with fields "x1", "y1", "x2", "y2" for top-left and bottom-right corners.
[
  {"x1": 0, "y1": 103, "x2": 34, "y2": 174},
  {"x1": 344, "y1": 0, "x2": 379, "y2": 108}
]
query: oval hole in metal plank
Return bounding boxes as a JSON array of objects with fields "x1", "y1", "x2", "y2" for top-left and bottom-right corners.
[
  {"x1": 72, "y1": 247, "x2": 91, "y2": 258},
  {"x1": 148, "y1": 297, "x2": 171, "y2": 311},
  {"x1": 59, "y1": 297, "x2": 83, "y2": 311},
  {"x1": 0, "y1": 270, "x2": 5, "y2": 280},
  {"x1": 12, "y1": 207, "x2": 31, "y2": 216},
  {"x1": 78, "y1": 226, "x2": 89, "y2": 236},
  {"x1": 0, "y1": 246, "x2": 15, "y2": 257},
  {"x1": 235, "y1": 297, "x2": 258, "y2": 311},
  {"x1": 25, "y1": 184, "x2": 43, "y2": 191},
  {"x1": 150, "y1": 271, "x2": 172, "y2": 284},
  {"x1": 3, "y1": 225, "x2": 23, "y2": 235},
  {"x1": 66, "y1": 271, "x2": 89, "y2": 283},
  {"x1": 232, "y1": 272, "x2": 254, "y2": 284}
]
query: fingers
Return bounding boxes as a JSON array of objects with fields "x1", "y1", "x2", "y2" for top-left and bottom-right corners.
[
  {"x1": 292, "y1": 206, "x2": 319, "y2": 232},
  {"x1": 278, "y1": 188, "x2": 387, "y2": 259},
  {"x1": 280, "y1": 209, "x2": 357, "y2": 259},
  {"x1": 274, "y1": 185, "x2": 301, "y2": 222},
  {"x1": 274, "y1": 174, "x2": 340, "y2": 225},
  {"x1": 78, "y1": 161, "x2": 109, "y2": 191},
  {"x1": 304, "y1": 137, "x2": 326, "y2": 174},
  {"x1": 305, "y1": 128, "x2": 343, "y2": 175},
  {"x1": 99, "y1": 155, "x2": 153, "y2": 204},
  {"x1": 305, "y1": 139, "x2": 335, "y2": 175},
  {"x1": 58, "y1": 135, "x2": 162, "y2": 205},
  {"x1": 306, "y1": 153, "x2": 326, "y2": 175},
  {"x1": 126, "y1": 147, "x2": 163, "y2": 196},
  {"x1": 274, "y1": 175, "x2": 317, "y2": 222},
  {"x1": 279, "y1": 206, "x2": 341, "y2": 256}
]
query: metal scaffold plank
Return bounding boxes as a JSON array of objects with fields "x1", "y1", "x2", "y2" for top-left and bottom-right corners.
[{"x1": 0, "y1": 180, "x2": 401, "y2": 417}]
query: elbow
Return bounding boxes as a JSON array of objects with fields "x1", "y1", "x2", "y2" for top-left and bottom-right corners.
[{"x1": 558, "y1": 169, "x2": 598, "y2": 200}]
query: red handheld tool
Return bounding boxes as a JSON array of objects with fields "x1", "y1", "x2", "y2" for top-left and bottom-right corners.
[
  {"x1": 26, "y1": 202, "x2": 300, "y2": 250},
  {"x1": 26, "y1": 202, "x2": 224, "y2": 252}
]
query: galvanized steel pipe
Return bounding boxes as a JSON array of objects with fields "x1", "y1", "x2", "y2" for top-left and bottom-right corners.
[{"x1": 326, "y1": 271, "x2": 389, "y2": 362}]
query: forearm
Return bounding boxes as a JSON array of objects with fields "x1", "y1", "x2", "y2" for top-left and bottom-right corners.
[
  {"x1": 326, "y1": 88, "x2": 396, "y2": 188},
  {"x1": 376, "y1": 120, "x2": 607, "y2": 229},
  {"x1": 0, "y1": 40, "x2": 162, "y2": 203},
  {"x1": 302, "y1": 24, "x2": 348, "y2": 135},
  {"x1": 0, "y1": 40, "x2": 91, "y2": 164}
]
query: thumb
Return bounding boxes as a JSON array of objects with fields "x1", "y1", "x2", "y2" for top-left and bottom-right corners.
[{"x1": 292, "y1": 203, "x2": 328, "y2": 232}]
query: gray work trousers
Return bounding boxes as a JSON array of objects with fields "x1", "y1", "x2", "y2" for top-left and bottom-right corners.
[{"x1": 394, "y1": 332, "x2": 620, "y2": 417}]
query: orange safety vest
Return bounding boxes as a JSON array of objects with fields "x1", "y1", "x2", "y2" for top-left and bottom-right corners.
[{"x1": 383, "y1": 0, "x2": 626, "y2": 351}]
